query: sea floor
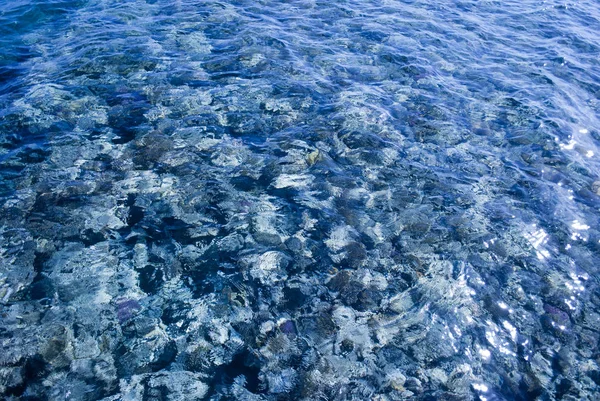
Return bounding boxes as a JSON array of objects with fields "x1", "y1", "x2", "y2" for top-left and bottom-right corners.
[{"x1": 1, "y1": 1, "x2": 600, "y2": 400}]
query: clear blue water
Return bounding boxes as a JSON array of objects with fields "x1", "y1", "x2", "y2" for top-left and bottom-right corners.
[{"x1": 1, "y1": 1, "x2": 600, "y2": 400}]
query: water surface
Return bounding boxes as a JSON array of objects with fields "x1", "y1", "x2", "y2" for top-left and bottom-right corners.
[{"x1": 1, "y1": 1, "x2": 600, "y2": 400}]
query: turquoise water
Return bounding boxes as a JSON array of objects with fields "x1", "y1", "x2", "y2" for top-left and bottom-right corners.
[{"x1": 1, "y1": 1, "x2": 600, "y2": 400}]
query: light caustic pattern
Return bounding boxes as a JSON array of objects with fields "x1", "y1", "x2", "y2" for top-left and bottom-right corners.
[{"x1": 0, "y1": 0, "x2": 600, "y2": 400}]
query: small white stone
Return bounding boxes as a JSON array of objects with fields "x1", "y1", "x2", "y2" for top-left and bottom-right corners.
[{"x1": 260, "y1": 321, "x2": 275, "y2": 334}]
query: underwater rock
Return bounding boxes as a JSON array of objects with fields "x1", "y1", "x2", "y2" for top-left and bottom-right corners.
[
  {"x1": 0, "y1": 367, "x2": 24, "y2": 396},
  {"x1": 117, "y1": 298, "x2": 142, "y2": 324},
  {"x1": 529, "y1": 352, "x2": 553, "y2": 389},
  {"x1": 266, "y1": 368, "x2": 297, "y2": 394},
  {"x1": 386, "y1": 370, "x2": 406, "y2": 391},
  {"x1": 119, "y1": 371, "x2": 209, "y2": 401},
  {"x1": 248, "y1": 251, "x2": 289, "y2": 285}
]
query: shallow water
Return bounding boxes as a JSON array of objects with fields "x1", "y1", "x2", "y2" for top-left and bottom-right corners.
[{"x1": 1, "y1": 0, "x2": 600, "y2": 400}]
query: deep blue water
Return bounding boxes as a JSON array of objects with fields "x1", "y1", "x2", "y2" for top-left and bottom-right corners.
[{"x1": 1, "y1": 0, "x2": 600, "y2": 400}]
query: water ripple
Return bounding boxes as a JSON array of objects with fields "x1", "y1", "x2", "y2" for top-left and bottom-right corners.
[{"x1": 1, "y1": 0, "x2": 600, "y2": 400}]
